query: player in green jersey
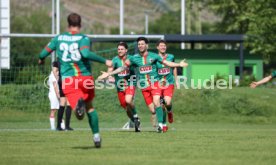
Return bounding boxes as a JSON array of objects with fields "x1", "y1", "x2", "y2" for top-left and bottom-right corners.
[
  {"x1": 98, "y1": 37, "x2": 188, "y2": 133},
  {"x1": 107, "y1": 42, "x2": 140, "y2": 132},
  {"x1": 156, "y1": 39, "x2": 179, "y2": 132},
  {"x1": 39, "y1": 13, "x2": 112, "y2": 148},
  {"x1": 250, "y1": 71, "x2": 276, "y2": 88}
]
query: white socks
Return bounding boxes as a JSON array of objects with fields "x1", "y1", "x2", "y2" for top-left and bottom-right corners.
[
  {"x1": 49, "y1": 117, "x2": 55, "y2": 130},
  {"x1": 61, "y1": 119, "x2": 65, "y2": 129}
]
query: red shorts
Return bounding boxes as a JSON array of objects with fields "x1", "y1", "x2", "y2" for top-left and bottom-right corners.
[
  {"x1": 62, "y1": 76, "x2": 95, "y2": 110},
  {"x1": 141, "y1": 82, "x2": 161, "y2": 105},
  {"x1": 160, "y1": 84, "x2": 174, "y2": 98},
  {"x1": 117, "y1": 86, "x2": 136, "y2": 109}
]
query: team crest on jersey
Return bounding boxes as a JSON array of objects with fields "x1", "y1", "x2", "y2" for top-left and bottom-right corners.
[
  {"x1": 158, "y1": 68, "x2": 170, "y2": 75},
  {"x1": 118, "y1": 70, "x2": 130, "y2": 77},
  {"x1": 139, "y1": 66, "x2": 152, "y2": 74}
]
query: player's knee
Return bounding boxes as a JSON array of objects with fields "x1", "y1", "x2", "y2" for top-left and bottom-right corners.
[
  {"x1": 165, "y1": 100, "x2": 172, "y2": 106},
  {"x1": 125, "y1": 98, "x2": 132, "y2": 104}
]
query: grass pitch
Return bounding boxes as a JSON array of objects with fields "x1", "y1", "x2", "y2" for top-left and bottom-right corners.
[{"x1": 1, "y1": 121, "x2": 276, "y2": 165}]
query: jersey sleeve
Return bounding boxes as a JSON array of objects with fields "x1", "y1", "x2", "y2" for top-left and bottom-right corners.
[
  {"x1": 79, "y1": 36, "x2": 107, "y2": 64},
  {"x1": 153, "y1": 53, "x2": 164, "y2": 63},
  {"x1": 79, "y1": 36, "x2": 91, "y2": 57},
  {"x1": 271, "y1": 70, "x2": 276, "y2": 78},
  {"x1": 112, "y1": 58, "x2": 117, "y2": 69},
  {"x1": 39, "y1": 37, "x2": 57, "y2": 60}
]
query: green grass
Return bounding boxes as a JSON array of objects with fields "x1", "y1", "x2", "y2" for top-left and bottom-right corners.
[
  {"x1": 1, "y1": 86, "x2": 276, "y2": 164},
  {"x1": 0, "y1": 122, "x2": 276, "y2": 165}
]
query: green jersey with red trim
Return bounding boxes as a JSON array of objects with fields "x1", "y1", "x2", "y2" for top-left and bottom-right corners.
[
  {"x1": 128, "y1": 51, "x2": 163, "y2": 88},
  {"x1": 156, "y1": 53, "x2": 175, "y2": 85},
  {"x1": 112, "y1": 55, "x2": 136, "y2": 91},
  {"x1": 39, "y1": 32, "x2": 96, "y2": 79}
]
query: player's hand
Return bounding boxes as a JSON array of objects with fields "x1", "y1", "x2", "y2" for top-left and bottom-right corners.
[
  {"x1": 105, "y1": 60, "x2": 113, "y2": 67},
  {"x1": 108, "y1": 76, "x2": 115, "y2": 83},
  {"x1": 250, "y1": 82, "x2": 258, "y2": 88},
  {"x1": 179, "y1": 59, "x2": 188, "y2": 67},
  {"x1": 38, "y1": 59, "x2": 44, "y2": 65},
  {"x1": 97, "y1": 71, "x2": 110, "y2": 81}
]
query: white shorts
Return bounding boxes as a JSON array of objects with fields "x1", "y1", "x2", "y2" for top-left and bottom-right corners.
[{"x1": 48, "y1": 93, "x2": 60, "y2": 109}]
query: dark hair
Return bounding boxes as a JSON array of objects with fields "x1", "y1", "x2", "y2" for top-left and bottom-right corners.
[
  {"x1": 156, "y1": 39, "x2": 167, "y2": 46},
  {"x1": 137, "y1": 37, "x2": 149, "y2": 44},
  {"x1": 52, "y1": 61, "x2": 59, "y2": 68},
  {"x1": 67, "y1": 13, "x2": 81, "y2": 27},
  {"x1": 117, "y1": 42, "x2": 128, "y2": 49}
]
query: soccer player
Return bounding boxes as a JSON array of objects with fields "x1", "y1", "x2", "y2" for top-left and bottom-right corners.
[
  {"x1": 48, "y1": 61, "x2": 62, "y2": 130},
  {"x1": 98, "y1": 37, "x2": 188, "y2": 133},
  {"x1": 156, "y1": 39, "x2": 179, "y2": 132},
  {"x1": 108, "y1": 42, "x2": 140, "y2": 132},
  {"x1": 55, "y1": 62, "x2": 73, "y2": 131},
  {"x1": 39, "y1": 13, "x2": 112, "y2": 148},
  {"x1": 250, "y1": 71, "x2": 276, "y2": 88}
]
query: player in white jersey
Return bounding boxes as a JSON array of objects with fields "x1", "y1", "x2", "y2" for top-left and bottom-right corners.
[{"x1": 48, "y1": 62, "x2": 64, "y2": 130}]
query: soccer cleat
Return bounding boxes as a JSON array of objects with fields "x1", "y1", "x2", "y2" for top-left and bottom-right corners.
[
  {"x1": 56, "y1": 127, "x2": 64, "y2": 131},
  {"x1": 65, "y1": 127, "x2": 74, "y2": 131},
  {"x1": 75, "y1": 98, "x2": 86, "y2": 120},
  {"x1": 133, "y1": 117, "x2": 141, "y2": 132},
  {"x1": 168, "y1": 111, "x2": 174, "y2": 123},
  {"x1": 93, "y1": 136, "x2": 101, "y2": 148},
  {"x1": 157, "y1": 126, "x2": 163, "y2": 133},
  {"x1": 162, "y1": 126, "x2": 168, "y2": 132}
]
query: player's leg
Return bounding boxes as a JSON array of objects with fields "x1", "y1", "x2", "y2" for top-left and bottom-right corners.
[
  {"x1": 141, "y1": 89, "x2": 156, "y2": 127},
  {"x1": 56, "y1": 96, "x2": 66, "y2": 130},
  {"x1": 163, "y1": 85, "x2": 174, "y2": 123},
  {"x1": 153, "y1": 95, "x2": 163, "y2": 133},
  {"x1": 159, "y1": 89, "x2": 168, "y2": 132},
  {"x1": 63, "y1": 77, "x2": 86, "y2": 120},
  {"x1": 152, "y1": 82, "x2": 163, "y2": 133},
  {"x1": 125, "y1": 86, "x2": 140, "y2": 132},
  {"x1": 65, "y1": 100, "x2": 73, "y2": 131},
  {"x1": 86, "y1": 102, "x2": 101, "y2": 148},
  {"x1": 148, "y1": 103, "x2": 157, "y2": 127},
  {"x1": 82, "y1": 76, "x2": 101, "y2": 148},
  {"x1": 49, "y1": 94, "x2": 59, "y2": 130},
  {"x1": 117, "y1": 91, "x2": 132, "y2": 120},
  {"x1": 49, "y1": 109, "x2": 57, "y2": 130},
  {"x1": 125, "y1": 86, "x2": 139, "y2": 119}
]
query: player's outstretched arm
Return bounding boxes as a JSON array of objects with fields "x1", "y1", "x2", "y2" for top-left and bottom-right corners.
[
  {"x1": 250, "y1": 75, "x2": 272, "y2": 88},
  {"x1": 163, "y1": 59, "x2": 188, "y2": 68},
  {"x1": 97, "y1": 66, "x2": 128, "y2": 80}
]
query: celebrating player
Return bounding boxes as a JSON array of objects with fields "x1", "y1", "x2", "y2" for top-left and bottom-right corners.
[
  {"x1": 39, "y1": 13, "x2": 112, "y2": 148},
  {"x1": 156, "y1": 39, "x2": 179, "y2": 132},
  {"x1": 108, "y1": 42, "x2": 140, "y2": 132},
  {"x1": 98, "y1": 37, "x2": 188, "y2": 133}
]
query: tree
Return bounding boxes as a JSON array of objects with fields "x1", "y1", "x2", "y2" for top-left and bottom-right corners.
[{"x1": 207, "y1": 0, "x2": 276, "y2": 59}]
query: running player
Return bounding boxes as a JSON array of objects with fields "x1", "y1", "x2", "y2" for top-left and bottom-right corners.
[
  {"x1": 39, "y1": 13, "x2": 112, "y2": 148},
  {"x1": 108, "y1": 42, "x2": 140, "y2": 132},
  {"x1": 156, "y1": 39, "x2": 179, "y2": 132},
  {"x1": 98, "y1": 37, "x2": 188, "y2": 133}
]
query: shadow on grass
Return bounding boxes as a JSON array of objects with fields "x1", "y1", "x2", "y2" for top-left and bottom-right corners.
[{"x1": 71, "y1": 146, "x2": 97, "y2": 150}]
